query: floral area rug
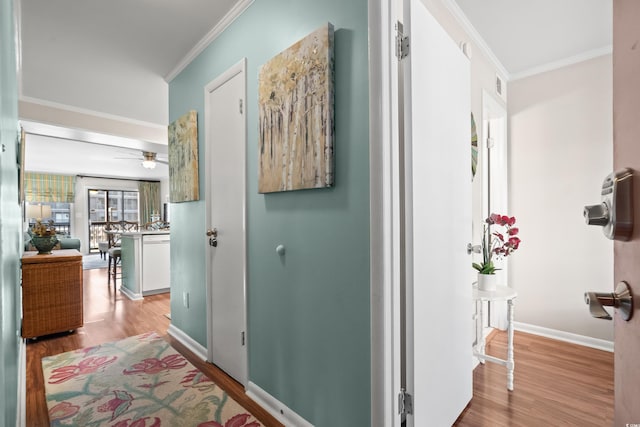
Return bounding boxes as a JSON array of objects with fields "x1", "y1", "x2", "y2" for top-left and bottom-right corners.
[{"x1": 42, "y1": 332, "x2": 262, "y2": 427}]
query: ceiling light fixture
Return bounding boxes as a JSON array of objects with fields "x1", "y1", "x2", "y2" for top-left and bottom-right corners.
[{"x1": 141, "y1": 151, "x2": 157, "y2": 169}]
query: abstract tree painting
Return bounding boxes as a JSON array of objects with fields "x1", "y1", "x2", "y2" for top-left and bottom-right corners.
[
  {"x1": 168, "y1": 110, "x2": 199, "y2": 202},
  {"x1": 258, "y1": 23, "x2": 335, "y2": 193}
]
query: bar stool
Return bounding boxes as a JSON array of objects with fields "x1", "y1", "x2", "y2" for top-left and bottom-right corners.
[
  {"x1": 98, "y1": 241, "x2": 109, "y2": 260},
  {"x1": 107, "y1": 246, "x2": 121, "y2": 293}
]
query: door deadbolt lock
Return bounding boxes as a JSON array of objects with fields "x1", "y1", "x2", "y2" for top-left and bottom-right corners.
[
  {"x1": 209, "y1": 238, "x2": 217, "y2": 247},
  {"x1": 584, "y1": 168, "x2": 634, "y2": 241}
]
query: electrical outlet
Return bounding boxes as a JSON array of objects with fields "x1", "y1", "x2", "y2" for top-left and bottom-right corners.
[{"x1": 183, "y1": 292, "x2": 189, "y2": 308}]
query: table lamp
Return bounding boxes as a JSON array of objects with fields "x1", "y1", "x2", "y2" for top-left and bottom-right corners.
[{"x1": 26, "y1": 204, "x2": 52, "y2": 222}]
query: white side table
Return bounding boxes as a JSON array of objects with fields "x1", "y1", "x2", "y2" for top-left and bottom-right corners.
[{"x1": 472, "y1": 285, "x2": 518, "y2": 391}]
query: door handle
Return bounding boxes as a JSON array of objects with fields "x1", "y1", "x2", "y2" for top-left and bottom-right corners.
[
  {"x1": 206, "y1": 228, "x2": 218, "y2": 247},
  {"x1": 467, "y1": 243, "x2": 481, "y2": 255},
  {"x1": 584, "y1": 281, "x2": 633, "y2": 321}
]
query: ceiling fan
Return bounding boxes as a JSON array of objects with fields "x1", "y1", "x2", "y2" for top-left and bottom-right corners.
[
  {"x1": 140, "y1": 151, "x2": 168, "y2": 169},
  {"x1": 115, "y1": 150, "x2": 168, "y2": 169}
]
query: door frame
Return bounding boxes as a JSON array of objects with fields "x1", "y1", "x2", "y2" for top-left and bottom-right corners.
[
  {"x1": 369, "y1": 0, "x2": 402, "y2": 426},
  {"x1": 370, "y1": 0, "x2": 475, "y2": 425},
  {"x1": 480, "y1": 92, "x2": 509, "y2": 329},
  {"x1": 204, "y1": 58, "x2": 248, "y2": 385},
  {"x1": 481, "y1": 90, "x2": 508, "y2": 221}
]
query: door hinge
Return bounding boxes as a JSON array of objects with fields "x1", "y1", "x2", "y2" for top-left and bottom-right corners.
[
  {"x1": 396, "y1": 22, "x2": 409, "y2": 60},
  {"x1": 241, "y1": 331, "x2": 245, "y2": 346},
  {"x1": 239, "y1": 99, "x2": 243, "y2": 114},
  {"x1": 398, "y1": 388, "x2": 413, "y2": 417}
]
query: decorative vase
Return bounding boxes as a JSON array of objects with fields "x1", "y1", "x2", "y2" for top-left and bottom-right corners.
[
  {"x1": 477, "y1": 273, "x2": 497, "y2": 291},
  {"x1": 30, "y1": 235, "x2": 58, "y2": 255}
]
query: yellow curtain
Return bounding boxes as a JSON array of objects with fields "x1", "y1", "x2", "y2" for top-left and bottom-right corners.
[
  {"x1": 24, "y1": 173, "x2": 75, "y2": 203},
  {"x1": 138, "y1": 181, "x2": 161, "y2": 225}
]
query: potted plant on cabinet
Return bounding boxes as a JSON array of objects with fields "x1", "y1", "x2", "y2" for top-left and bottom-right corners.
[
  {"x1": 29, "y1": 219, "x2": 58, "y2": 255},
  {"x1": 472, "y1": 213, "x2": 521, "y2": 291}
]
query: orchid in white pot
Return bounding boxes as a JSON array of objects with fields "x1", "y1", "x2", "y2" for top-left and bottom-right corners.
[{"x1": 472, "y1": 213, "x2": 521, "y2": 276}]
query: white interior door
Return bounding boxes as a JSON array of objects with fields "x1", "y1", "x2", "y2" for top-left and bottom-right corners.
[
  {"x1": 403, "y1": 0, "x2": 472, "y2": 425},
  {"x1": 205, "y1": 59, "x2": 247, "y2": 386}
]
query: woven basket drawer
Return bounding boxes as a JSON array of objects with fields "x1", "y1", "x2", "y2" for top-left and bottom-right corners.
[{"x1": 22, "y1": 250, "x2": 83, "y2": 338}]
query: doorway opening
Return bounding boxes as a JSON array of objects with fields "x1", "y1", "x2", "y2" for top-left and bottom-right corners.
[{"x1": 480, "y1": 92, "x2": 509, "y2": 331}]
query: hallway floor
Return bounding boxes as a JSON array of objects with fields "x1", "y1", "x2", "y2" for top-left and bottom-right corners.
[
  {"x1": 24, "y1": 268, "x2": 613, "y2": 426},
  {"x1": 455, "y1": 329, "x2": 614, "y2": 426},
  {"x1": 25, "y1": 268, "x2": 282, "y2": 427}
]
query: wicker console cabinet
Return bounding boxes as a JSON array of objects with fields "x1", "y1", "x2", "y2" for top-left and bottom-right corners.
[{"x1": 21, "y1": 249, "x2": 83, "y2": 339}]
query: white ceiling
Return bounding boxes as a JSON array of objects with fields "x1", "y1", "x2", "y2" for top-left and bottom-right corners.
[
  {"x1": 20, "y1": 0, "x2": 243, "y2": 181},
  {"x1": 453, "y1": 0, "x2": 612, "y2": 78},
  {"x1": 20, "y1": 0, "x2": 242, "y2": 125},
  {"x1": 19, "y1": 0, "x2": 612, "y2": 180},
  {"x1": 22, "y1": 0, "x2": 238, "y2": 79}
]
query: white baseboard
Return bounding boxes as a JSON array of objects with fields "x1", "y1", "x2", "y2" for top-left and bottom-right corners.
[
  {"x1": 17, "y1": 338, "x2": 26, "y2": 427},
  {"x1": 514, "y1": 322, "x2": 614, "y2": 352},
  {"x1": 167, "y1": 324, "x2": 208, "y2": 361},
  {"x1": 119, "y1": 286, "x2": 143, "y2": 301},
  {"x1": 246, "y1": 381, "x2": 314, "y2": 427}
]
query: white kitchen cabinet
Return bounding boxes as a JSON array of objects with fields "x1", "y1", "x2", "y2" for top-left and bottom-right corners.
[
  {"x1": 142, "y1": 233, "x2": 170, "y2": 293},
  {"x1": 121, "y1": 231, "x2": 170, "y2": 299}
]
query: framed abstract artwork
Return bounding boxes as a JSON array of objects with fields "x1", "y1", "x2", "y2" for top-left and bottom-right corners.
[
  {"x1": 168, "y1": 110, "x2": 199, "y2": 202},
  {"x1": 258, "y1": 23, "x2": 335, "y2": 193}
]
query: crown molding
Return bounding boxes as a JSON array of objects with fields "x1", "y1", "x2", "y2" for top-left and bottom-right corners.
[
  {"x1": 510, "y1": 45, "x2": 612, "y2": 81},
  {"x1": 19, "y1": 96, "x2": 167, "y2": 130},
  {"x1": 165, "y1": 0, "x2": 254, "y2": 82},
  {"x1": 440, "y1": 0, "x2": 510, "y2": 81}
]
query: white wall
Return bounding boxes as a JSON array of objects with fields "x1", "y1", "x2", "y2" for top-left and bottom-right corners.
[
  {"x1": 509, "y1": 55, "x2": 613, "y2": 341},
  {"x1": 19, "y1": 99, "x2": 167, "y2": 145}
]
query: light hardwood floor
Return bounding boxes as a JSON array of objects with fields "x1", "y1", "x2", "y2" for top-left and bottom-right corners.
[
  {"x1": 455, "y1": 330, "x2": 614, "y2": 426},
  {"x1": 26, "y1": 268, "x2": 614, "y2": 426}
]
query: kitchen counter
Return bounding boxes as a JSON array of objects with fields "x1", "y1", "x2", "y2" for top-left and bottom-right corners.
[
  {"x1": 120, "y1": 230, "x2": 171, "y2": 236},
  {"x1": 120, "y1": 231, "x2": 170, "y2": 300}
]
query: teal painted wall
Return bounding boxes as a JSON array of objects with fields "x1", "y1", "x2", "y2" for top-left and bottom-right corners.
[
  {"x1": 1, "y1": 0, "x2": 23, "y2": 425},
  {"x1": 120, "y1": 237, "x2": 136, "y2": 294},
  {"x1": 169, "y1": 0, "x2": 370, "y2": 425}
]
